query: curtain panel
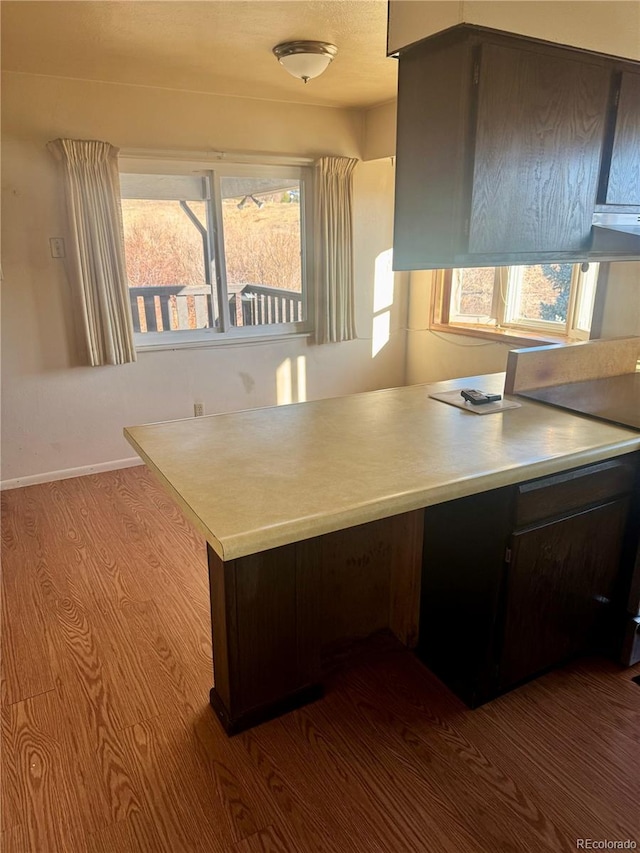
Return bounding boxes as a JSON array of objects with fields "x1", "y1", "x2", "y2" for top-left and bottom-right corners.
[
  {"x1": 314, "y1": 156, "x2": 358, "y2": 344},
  {"x1": 48, "y1": 138, "x2": 136, "y2": 366}
]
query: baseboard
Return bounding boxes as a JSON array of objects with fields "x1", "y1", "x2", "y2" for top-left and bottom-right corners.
[{"x1": 0, "y1": 457, "x2": 143, "y2": 491}]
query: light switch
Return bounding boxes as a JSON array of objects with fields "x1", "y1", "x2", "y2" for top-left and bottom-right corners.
[{"x1": 49, "y1": 237, "x2": 66, "y2": 258}]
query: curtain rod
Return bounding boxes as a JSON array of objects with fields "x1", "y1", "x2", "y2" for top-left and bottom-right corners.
[{"x1": 119, "y1": 147, "x2": 315, "y2": 167}]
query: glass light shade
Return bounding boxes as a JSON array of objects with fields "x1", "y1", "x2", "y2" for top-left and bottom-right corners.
[
  {"x1": 273, "y1": 41, "x2": 337, "y2": 83},
  {"x1": 279, "y1": 52, "x2": 332, "y2": 82}
]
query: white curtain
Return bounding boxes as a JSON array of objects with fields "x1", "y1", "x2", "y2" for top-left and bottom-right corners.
[
  {"x1": 314, "y1": 156, "x2": 359, "y2": 344},
  {"x1": 47, "y1": 138, "x2": 136, "y2": 366}
]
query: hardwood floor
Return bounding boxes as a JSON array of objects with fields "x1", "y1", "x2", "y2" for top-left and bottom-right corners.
[{"x1": 2, "y1": 467, "x2": 639, "y2": 852}]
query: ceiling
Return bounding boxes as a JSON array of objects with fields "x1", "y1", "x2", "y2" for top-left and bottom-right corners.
[{"x1": 1, "y1": 0, "x2": 398, "y2": 110}]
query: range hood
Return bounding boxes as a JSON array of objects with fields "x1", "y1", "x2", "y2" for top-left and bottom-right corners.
[
  {"x1": 591, "y1": 212, "x2": 640, "y2": 257},
  {"x1": 593, "y1": 212, "x2": 640, "y2": 235}
]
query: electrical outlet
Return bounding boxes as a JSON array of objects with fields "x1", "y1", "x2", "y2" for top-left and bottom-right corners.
[
  {"x1": 194, "y1": 402, "x2": 205, "y2": 417},
  {"x1": 49, "y1": 237, "x2": 66, "y2": 258}
]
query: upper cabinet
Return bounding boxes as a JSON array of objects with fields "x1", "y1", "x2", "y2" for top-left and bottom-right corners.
[
  {"x1": 393, "y1": 27, "x2": 640, "y2": 270},
  {"x1": 601, "y1": 71, "x2": 640, "y2": 206},
  {"x1": 468, "y1": 41, "x2": 609, "y2": 257}
]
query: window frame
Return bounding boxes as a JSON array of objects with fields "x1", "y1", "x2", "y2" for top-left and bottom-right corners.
[
  {"x1": 432, "y1": 262, "x2": 601, "y2": 345},
  {"x1": 119, "y1": 155, "x2": 314, "y2": 350}
]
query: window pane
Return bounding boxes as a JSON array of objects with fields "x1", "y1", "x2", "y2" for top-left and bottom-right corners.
[
  {"x1": 451, "y1": 267, "x2": 496, "y2": 318},
  {"x1": 220, "y1": 176, "x2": 303, "y2": 327},
  {"x1": 121, "y1": 196, "x2": 219, "y2": 333},
  {"x1": 510, "y1": 264, "x2": 573, "y2": 324}
]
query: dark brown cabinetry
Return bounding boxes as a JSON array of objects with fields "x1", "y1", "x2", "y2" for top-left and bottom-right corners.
[
  {"x1": 468, "y1": 43, "x2": 609, "y2": 256},
  {"x1": 499, "y1": 498, "x2": 629, "y2": 689},
  {"x1": 417, "y1": 453, "x2": 639, "y2": 707},
  {"x1": 601, "y1": 71, "x2": 640, "y2": 207},
  {"x1": 393, "y1": 26, "x2": 639, "y2": 270}
]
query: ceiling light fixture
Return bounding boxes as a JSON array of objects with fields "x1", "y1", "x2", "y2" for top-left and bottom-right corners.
[{"x1": 272, "y1": 40, "x2": 338, "y2": 84}]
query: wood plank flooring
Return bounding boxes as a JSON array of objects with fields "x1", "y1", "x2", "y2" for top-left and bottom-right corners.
[{"x1": 2, "y1": 467, "x2": 639, "y2": 852}]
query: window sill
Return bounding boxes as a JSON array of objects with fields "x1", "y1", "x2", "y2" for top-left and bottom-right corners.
[
  {"x1": 430, "y1": 323, "x2": 584, "y2": 348},
  {"x1": 136, "y1": 328, "x2": 312, "y2": 353}
]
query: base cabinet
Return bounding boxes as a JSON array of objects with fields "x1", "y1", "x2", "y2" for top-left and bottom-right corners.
[
  {"x1": 417, "y1": 454, "x2": 639, "y2": 706},
  {"x1": 499, "y1": 499, "x2": 629, "y2": 689},
  {"x1": 207, "y1": 512, "x2": 424, "y2": 734}
]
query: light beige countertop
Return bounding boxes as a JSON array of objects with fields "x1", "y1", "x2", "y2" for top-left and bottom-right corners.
[{"x1": 124, "y1": 373, "x2": 640, "y2": 561}]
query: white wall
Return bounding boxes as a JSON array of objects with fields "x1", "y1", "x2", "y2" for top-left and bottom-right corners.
[
  {"x1": 1, "y1": 72, "x2": 407, "y2": 483},
  {"x1": 364, "y1": 101, "x2": 397, "y2": 162},
  {"x1": 599, "y1": 262, "x2": 640, "y2": 338}
]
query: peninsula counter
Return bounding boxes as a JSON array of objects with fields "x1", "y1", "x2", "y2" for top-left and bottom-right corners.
[{"x1": 124, "y1": 374, "x2": 640, "y2": 732}]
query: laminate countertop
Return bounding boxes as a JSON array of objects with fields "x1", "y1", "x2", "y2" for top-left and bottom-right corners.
[{"x1": 124, "y1": 373, "x2": 640, "y2": 561}]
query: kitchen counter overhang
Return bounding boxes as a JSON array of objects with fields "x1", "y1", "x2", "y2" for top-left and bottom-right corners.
[{"x1": 124, "y1": 373, "x2": 640, "y2": 563}]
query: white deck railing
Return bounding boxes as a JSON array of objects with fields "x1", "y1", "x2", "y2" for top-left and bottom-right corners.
[{"x1": 129, "y1": 284, "x2": 303, "y2": 332}]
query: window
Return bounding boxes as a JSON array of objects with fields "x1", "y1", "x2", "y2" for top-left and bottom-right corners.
[
  {"x1": 433, "y1": 262, "x2": 600, "y2": 343},
  {"x1": 119, "y1": 160, "x2": 312, "y2": 347}
]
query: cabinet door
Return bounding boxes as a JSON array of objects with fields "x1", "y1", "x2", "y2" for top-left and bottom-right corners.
[
  {"x1": 469, "y1": 43, "x2": 611, "y2": 255},
  {"x1": 605, "y1": 72, "x2": 640, "y2": 206},
  {"x1": 393, "y1": 36, "x2": 472, "y2": 270},
  {"x1": 499, "y1": 499, "x2": 629, "y2": 690}
]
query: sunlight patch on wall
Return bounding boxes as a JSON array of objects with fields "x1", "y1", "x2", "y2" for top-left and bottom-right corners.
[
  {"x1": 373, "y1": 248, "x2": 394, "y2": 313},
  {"x1": 276, "y1": 355, "x2": 307, "y2": 404},
  {"x1": 296, "y1": 355, "x2": 307, "y2": 403},
  {"x1": 372, "y1": 248, "x2": 394, "y2": 358},
  {"x1": 372, "y1": 312, "x2": 391, "y2": 358},
  {"x1": 276, "y1": 358, "x2": 292, "y2": 404}
]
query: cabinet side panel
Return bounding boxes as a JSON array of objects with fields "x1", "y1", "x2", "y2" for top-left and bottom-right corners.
[
  {"x1": 393, "y1": 37, "x2": 471, "y2": 270},
  {"x1": 208, "y1": 544, "x2": 236, "y2": 713},
  {"x1": 234, "y1": 546, "x2": 301, "y2": 711},
  {"x1": 606, "y1": 72, "x2": 640, "y2": 206},
  {"x1": 469, "y1": 43, "x2": 611, "y2": 255},
  {"x1": 418, "y1": 487, "x2": 513, "y2": 706}
]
